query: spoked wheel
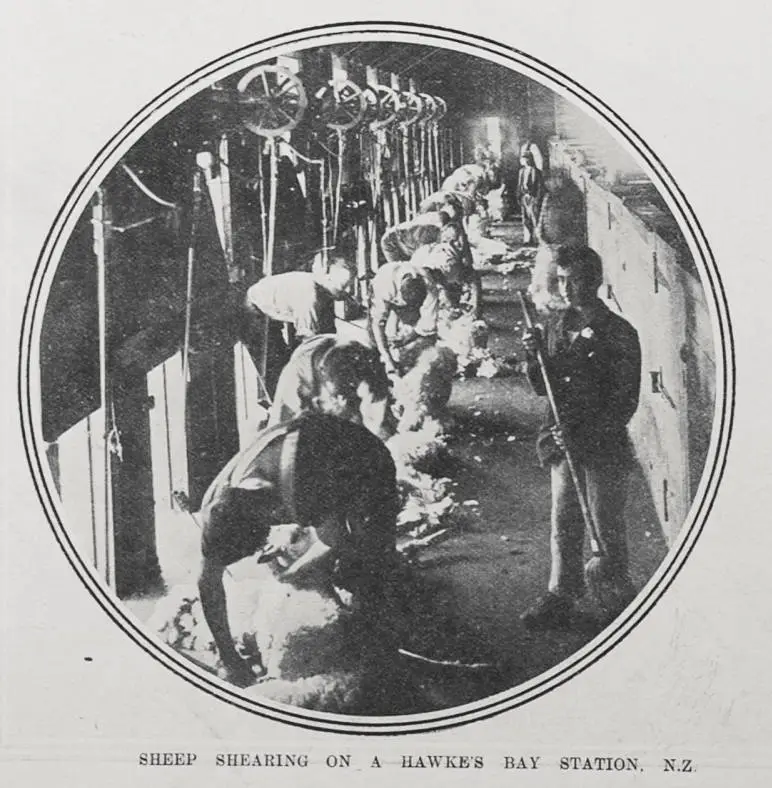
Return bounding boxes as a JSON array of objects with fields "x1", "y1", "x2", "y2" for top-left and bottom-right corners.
[
  {"x1": 419, "y1": 93, "x2": 439, "y2": 123},
  {"x1": 314, "y1": 79, "x2": 367, "y2": 131},
  {"x1": 362, "y1": 85, "x2": 380, "y2": 125},
  {"x1": 236, "y1": 65, "x2": 307, "y2": 137},
  {"x1": 398, "y1": 91, "x2": 424, "y2": 128},
  {"x1": 367, "y1": 84, "x2": 402, "y2": 130}
]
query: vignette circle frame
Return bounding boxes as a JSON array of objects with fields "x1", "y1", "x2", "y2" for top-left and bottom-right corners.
[{"x1": 18, "y1": 21, "x2": 735, "y2": 735}]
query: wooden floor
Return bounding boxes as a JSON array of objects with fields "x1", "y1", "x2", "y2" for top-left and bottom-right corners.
[{"x1": 124, "y1": 223, "x2": 671, "y2": 713}]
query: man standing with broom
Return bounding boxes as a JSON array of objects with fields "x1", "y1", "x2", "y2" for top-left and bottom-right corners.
[{"x1": 520, "y1": 245, "x2": 641, "y2": 631}]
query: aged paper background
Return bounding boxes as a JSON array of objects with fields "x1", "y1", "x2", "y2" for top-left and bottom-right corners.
[{"x1": 2, "y1": 1, "x2": 769, "y2": 785}]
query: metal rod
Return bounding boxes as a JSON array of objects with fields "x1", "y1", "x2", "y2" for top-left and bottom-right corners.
[
  {"x1": 333, "y1": 130, "x2": 345, "y2": 243},
  {"x1": 266, "y1": 139, "x2": 278, "y2": 275},
  {"x1": 433, "y1": 125, "x2": 441, "y2": 190},
  {"x1": 282, "y1": 141, "x2": 324, "y2": 167},
  {"x1": 238, "y1": 342, "x2": 249, "y2": 421},
  {"x1": 320, "y1": 156, "x2": 329, "y2": 263},
  {"x1": 257, "y1": 145, "x2": 268, "y2": 264},
  {"x1": 401, "y1": 128, "x2": 411, "y2": 218},
  {"x1": 182, "y1": 169, "x2": 203, "y2": 408},
  {"x1": 218, "y1": 134, "x2": 237, "y2": 282},
  {"x1": 92, "y1": 214, "x2": 164, "y2": 234}
]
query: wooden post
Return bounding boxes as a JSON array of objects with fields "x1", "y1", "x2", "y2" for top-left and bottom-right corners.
[
  {"x1": 185, "y1": 347, "x2": 240, "y2": 510},
  {"x1": 110, "y1": 368, "x2": 162, "y2": 597},
  {"x1": 218, "y1": 134, "x2": 239, "y2": 283},
  {"x1": 265, "y1": 139, "x2": 278, "y2": 276},
  {"x1": 390, "y1": 72, "x2": 407, "y2": 222},
  {"x1": 433, "y1": 123, "x2": 441, "y2": 190},
  {"x1": 93, "y1": 187, "x2": 116, "y2": 592},
  {"x1": 366, "y1": 65, "x2": 382, "y2": 270}
]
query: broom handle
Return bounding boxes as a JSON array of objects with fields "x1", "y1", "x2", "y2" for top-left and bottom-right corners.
[{"x1": 518, "y1": 291, "x2": 605, "y2": 558}]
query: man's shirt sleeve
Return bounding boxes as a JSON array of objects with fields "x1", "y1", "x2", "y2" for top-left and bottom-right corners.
[{"x1": 292, "y1": 280, "x2": 322, "y2": 337}]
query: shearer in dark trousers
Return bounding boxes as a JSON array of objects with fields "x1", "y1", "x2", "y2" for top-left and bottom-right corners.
[
  {"x1": 517, "y1": 150, "x2": 544, "y2": 245},
  {"x1": 520, "y1": 245, "x2": 641, "y2": 630},
  {"x1": 197, "y1": 412, "x2": 399, "y2": 688}
]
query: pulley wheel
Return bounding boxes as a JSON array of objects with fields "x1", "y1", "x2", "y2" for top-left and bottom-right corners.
[
  {"x1": 236, "y1": 65, "x2": 308, "y2": 138},
  {"x1": 314, "y1": 79, "x2": 367, "y2": 131},
  {"x1": 362, "y1": 85, "x2": 380, "y2": 123},
  {"x1": 398, "y1": 91, "x2": 424, "y2": 127},
  {"x1": 419, "y1": 93, "x2": 438, "y2": 123},
  {"x1": 369, "y1": 84, "x2": 402, "y2": 130}
]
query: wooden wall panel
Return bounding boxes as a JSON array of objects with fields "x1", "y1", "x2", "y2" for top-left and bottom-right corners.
[{"x1": 559, "y1": 137, "x2": 714, "y2": 545}]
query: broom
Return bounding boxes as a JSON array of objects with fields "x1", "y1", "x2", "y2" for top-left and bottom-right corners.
[{"x1": 517, "y1": 291, "x2": 634, "y2": 618}]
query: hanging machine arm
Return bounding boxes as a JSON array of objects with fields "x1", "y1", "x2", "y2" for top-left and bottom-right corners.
[{"x1": 313, "y1": 78, "x2": 367, "y2": 243}]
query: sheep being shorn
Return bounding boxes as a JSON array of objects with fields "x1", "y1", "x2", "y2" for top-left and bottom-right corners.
[
  {"x1": 151, "y1": 553, "x2": 369, "y2": 712},
  {"x1": 390, "y1": 343, "x2": 458, "y2": 432},
  {"x1": 150, "y1": 475, "x2": 460, "y2": 710},
  {"x1": 152, "y1": 532, "x2": 431, "y2": 715},
  {"x1": 437, "y1": 312, "x2": 513, "y2": 379},
  {"x1": 149, "y1": 342, "x2": 468, "y2": 712}
]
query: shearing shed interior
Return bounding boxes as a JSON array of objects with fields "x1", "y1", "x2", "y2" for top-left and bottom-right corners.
[{"x1": 38, "y1": 40, "x2": 717, "y2": 715}]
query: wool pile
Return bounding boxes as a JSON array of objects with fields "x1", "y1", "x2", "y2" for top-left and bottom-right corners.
[
  {"x1": 245, "y1": 671, "x2": 364, "y2": 711},
  {"x1": 384, "y1": 341, "x2": 468, "y2": 545},
  {"x1": 149, "y1": 584, "x2": 213, "y2": 653},
  {"x1": 470, "y1": 238, "x2": 509, "y2": 267},
  {"x1": 437, "y1": 312, "x2": 513, "y2": 379},
  {"x1": 150, "y1": 556, "x2": 365, "y2": 711},
  {"x1": 492, "y1": 245, "x2": 538, "y2": 275},
  {"x1": 484, "y1": 184, "x2": 505, "y2": 223},
  {"x1": 386, "y1": 419, "x2": 457, "y2": 542},
  {"x1": 390, "y1": 344, "x2": 458, "y2": 432},
  {"x1": 466, "y1": 214, "x2": 509, "y2": 266}
]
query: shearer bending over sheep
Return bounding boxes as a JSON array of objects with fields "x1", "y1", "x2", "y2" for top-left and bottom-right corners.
[
  {"x1": 197, "y1": 412, "x2": 400, "y2": 688},
  {"x1": 440, "y1": 163, "x2": 489, "y2": 197},
  {"x1": 418, "y1": 192, "x2": 489, "y2": 314},
  {"x1": 380, "y1": 209, "x2": 481, "y2": 319},
  {"x1": 368, "y1": 256, "x2": 459, "y2": 430},
  {"x1": 422, "y1": 158, "x2": 499, "y2": 220},
  {"x1": 419, "y1": 189, "x2": 478, "y2": 219},
  {"x1": 241, "y1": 251, "x2": 355, "y2": 395},
  {"x1": 268, "y1": 333, "x2": 396, "y2": 441},
  {"x1": 369, "y1": 260, "x2": 442, "y2": 379}
]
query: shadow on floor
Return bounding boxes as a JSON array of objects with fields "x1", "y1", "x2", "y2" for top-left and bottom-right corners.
[{"x1": 397, "y1": 268, "x2": 669, "y2": 706}]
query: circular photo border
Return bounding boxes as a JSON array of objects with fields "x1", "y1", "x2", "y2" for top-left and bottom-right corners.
[{"x1": 18, "y1": 21, "x2": 735, "y2": 735}]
